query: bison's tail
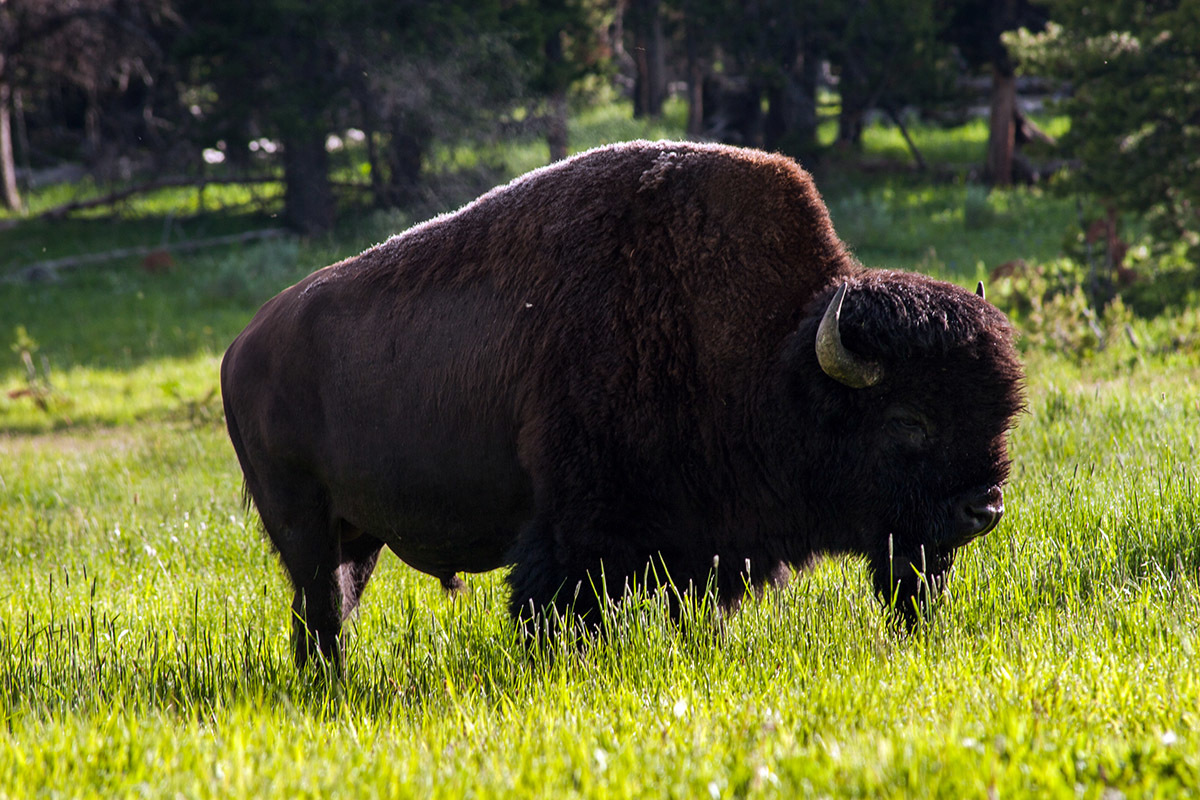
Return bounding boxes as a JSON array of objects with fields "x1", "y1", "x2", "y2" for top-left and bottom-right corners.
[
  {"x1": 239, "y1": 480, "x2": 255, "y2": 515},
  {"x1": 226, "y1": 412, "x2": 260, "y2": 518},
  {"x1": 221, "y1": 355, "x2": 260, "y2": 520}
]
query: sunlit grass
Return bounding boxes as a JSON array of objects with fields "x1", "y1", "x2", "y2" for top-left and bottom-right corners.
[
  {"x1": 856, "y1": 113, "x2": 1070, "y2": 166},
  {"x1": 826, "y1": 180, "x2": 1077, "y2": 280},
  {"x1": 2, "y1": 367, "x2": 1199, "y2": 796},
  {"x1": 0, "y1": 176, "x2": 283, "y2": 223},
  {"x1": 862, "y1": 115, "x2": 991, "y2": 164}
]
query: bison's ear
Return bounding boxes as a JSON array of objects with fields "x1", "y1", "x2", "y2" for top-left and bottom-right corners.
[{"x1": 815, "y1": 283, "x2": 884, "y2": 389}]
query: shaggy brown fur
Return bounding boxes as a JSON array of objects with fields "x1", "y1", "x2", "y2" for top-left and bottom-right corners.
[{"x1": 221, "y1": 140, "x2": 1024, "y2": 668}]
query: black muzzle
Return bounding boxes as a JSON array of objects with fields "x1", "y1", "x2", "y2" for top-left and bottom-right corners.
[{"x1": 944, "y1": 485, "x2": 1004, "y2": 549}]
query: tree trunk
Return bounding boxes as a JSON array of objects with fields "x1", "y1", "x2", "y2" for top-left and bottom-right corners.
[
  {"x1": 547, "y1": 89, "x2": 569, "y2": 162},
  {"x1": 764, "y1": 42, "x2": 819, "y2": 156},
  {"x1": 837, "y1": 99, "x2": 865, "y2": 151},
  {"x1": 836, "y1": 57, "x2": 866, "y2": 150},
  {"x1": 986, "y1": 65, "x2": 1017, "y2": 186},
  {"x1": 544, "y1": 30, "x2": 569, "y2": 162},
  {"x1": 84, "y1": 89, "x2": 101, "y2": 166},
  {"x1": 282, "y1": 130, "x2": 334, "y2": 235},
  {"x1": 0, "y1": 78, "x2": 21, "y2": 212},
  {"x1": 13, "y1": 88, "x2": 30, "y2": 183},
  {"x1": 884, "y1": 106, "x2": 928, "y2": 171},
  {"x1": 386, "y1": 125, "x2": 427, "y2": 206},
  {"x1": 352, "y1": 79, "x2": 386, "y2": 208},
  {"x1": 366, "y1": 129, "x2": 384, "y2": 208},
  {"x1": 685, "y1": 22, "x2": 705, "y2": 137},
  {"x1": 631, "y1": 0, "x2": 666, "y2": 118}
]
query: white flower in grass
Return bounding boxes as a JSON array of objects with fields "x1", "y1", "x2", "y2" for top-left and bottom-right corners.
[
  {"x1": 672, "y1": 698, "x2": 688, "y2": 719},
  {"x1": 754, "y1": 765, "x2": 778, "y2": 787}
]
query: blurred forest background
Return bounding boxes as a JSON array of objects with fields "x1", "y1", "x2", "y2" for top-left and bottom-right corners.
[{"x1": 0, "y1": 0, "x2": 1196, "y2": 307}]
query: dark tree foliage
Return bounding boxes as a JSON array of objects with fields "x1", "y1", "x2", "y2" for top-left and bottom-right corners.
[
  {"x1": 668, "y1": 0, "x2": 957, "y2": 162},
  {"x1": 337, "y1": 2, "x2": 527, "y2": 204},
  {"x1": 826, "y1": 0, "x2": 953, "y2": 153},
  {"x1": 674, "y1": 0, "x2": 824, "y2": 156},
  {"x1": 504, "y1": 0, "x2": 609, "y2": 160},
  {"x1": 0, "y1": 0, "x2": 176, "y2": 210},
  {"x1": 626, "y1": 0, "x2": 668, "y2": 119},
  {"x1": 174, "y1": 0, "x2": 599, "y2": 231},
  {"x1": 176, "y1": 0, "x2": 351, "y2": 233},
  {"x1": 1010, "y1": 1, "x2": 1200, "y2": 268},
  {"x1": 943, "y1": 0, "x2": 1047, "y2": 70},
  {"x1": 6, "y1": 0, "x2": 1125, "y2": 235}
]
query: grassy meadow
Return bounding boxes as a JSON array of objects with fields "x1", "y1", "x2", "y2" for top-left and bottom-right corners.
[{"x1": 1, "y1": 103, "x2": 1199, "y2": 798}]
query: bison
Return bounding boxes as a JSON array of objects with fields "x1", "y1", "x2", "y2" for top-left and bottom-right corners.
[{"x1": 221, "y1": 140, "x2": 1024, "y2": 668}]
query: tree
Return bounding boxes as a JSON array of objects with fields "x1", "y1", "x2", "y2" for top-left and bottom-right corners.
[
  {"x1": 506, "y1": 0, "x2": 609, "y2": 161},
  {"x1": 0, "y1": 54, "x2": 17, "y2": 211},
  {"x1": 683, "y1": 0, "x2": 823, "y2": 155},
  {"x1": 177, "y1": 0, "x2": 609, "y2": 230},
  {"x1": 826, "y1": 0, "x2": 952, "y2": 159},
  {"x1": 942, "y1": 0, "x2": 1049, "y2": 186},
  {"x1": 665, "y1": 0, "x2": 725, "y2": 139},
  {"x1": 180, "y1": 2, "x2": 515, "y2": 230},
  {"x1": 678, "y1": 0, "x2": 708, "y2": 136},
  {"x1": 627, "y1": 0, "x2": 667, "y2": 118},
  {"x1": 177, "y1": 0, "x2": 347, "y2": 233},
  {"x1": 1009, "y1": 1, "x2": 1200, "y2": 262},
  {"x1": 0, "y1": 0, "x2": 174, "y2": 212},
  {"x1": 339, "y1": 3, "x2": 527, "y2": 205}
]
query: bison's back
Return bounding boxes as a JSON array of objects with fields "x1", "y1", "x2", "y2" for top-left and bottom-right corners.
[{"x1": 356, "y1": 140, "x2": 849, "y2": 381}]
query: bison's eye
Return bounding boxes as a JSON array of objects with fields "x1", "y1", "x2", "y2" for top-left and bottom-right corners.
[{"x1": 885, "y1": 408, "x2": 931, "y2": 447}]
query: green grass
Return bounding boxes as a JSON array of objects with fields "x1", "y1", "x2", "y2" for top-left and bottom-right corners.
[
  {"x1": 2, "y1": 106, "x2": 1200, "y2": 797},
  {"x1": 834, "y1": 113, "x2": 1070, "y2": 167},
  {"x1": 825, "y1": 180, "x2": 1077, "y2": 281}
]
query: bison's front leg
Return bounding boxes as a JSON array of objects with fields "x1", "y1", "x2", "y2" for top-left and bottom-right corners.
[{"x1": 506, "y1": 516, "x2": 645, "y2": 637}]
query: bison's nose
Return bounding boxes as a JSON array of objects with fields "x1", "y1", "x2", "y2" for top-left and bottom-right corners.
[{"x1": 948, "y1": 486, "x2": 1003, "y2": 548}]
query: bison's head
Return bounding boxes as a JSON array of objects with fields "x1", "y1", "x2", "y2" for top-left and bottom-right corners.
[{"x1": 781, "y1": 272, "x2": 1024, "y2": 623}]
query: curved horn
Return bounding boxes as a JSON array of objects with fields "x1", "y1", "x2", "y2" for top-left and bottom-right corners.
[
  {"x1": 815, "y1": 283, "x2": 883, "y2": 388},
  {"x1": 975, "y1": 280, "x2": 986, "y2": 300}
]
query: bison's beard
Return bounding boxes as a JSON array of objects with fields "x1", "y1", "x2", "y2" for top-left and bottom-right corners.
[{"x1": 870, "y1": 540, "x2": 955, "y2": 629}]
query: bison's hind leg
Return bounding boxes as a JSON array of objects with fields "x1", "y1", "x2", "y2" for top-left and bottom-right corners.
[
  {"x1": 336, "y1": 524, "x2": 386, "y2": 618},
  {"x1": 249, "y1": 477, "x2": 383, "y2": 670},
  {"x1": 284, "y1": 524, "x2": 384, "y2": 670}
]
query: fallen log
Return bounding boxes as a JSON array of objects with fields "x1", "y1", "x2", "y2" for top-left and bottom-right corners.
[
  {"x1": 38, "y1": 176, "x2": 280, "y2": 220},
  {"x1": 1, "y1": 228, "x2": 288, "y2": 284}
]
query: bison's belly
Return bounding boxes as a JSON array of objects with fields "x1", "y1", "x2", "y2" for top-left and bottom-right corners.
[
  {"x1": 381, "y1": 504, "x2": 529, "y2": 578},
  {"x1": 324, "y1": 444, "x2": 534, "y2": 579}
]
